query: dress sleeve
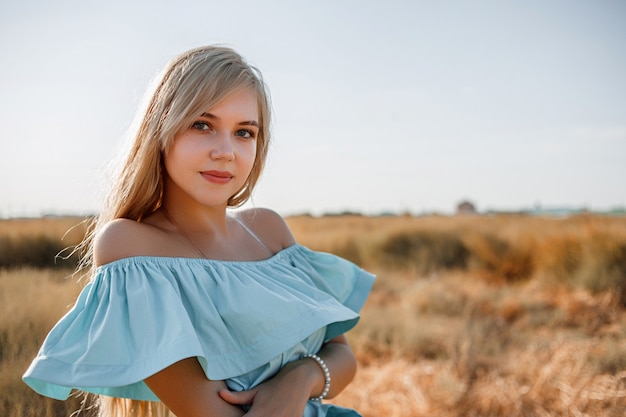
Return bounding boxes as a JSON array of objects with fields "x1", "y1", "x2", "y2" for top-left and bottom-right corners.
[
  {"x1": 286, "y1": 246, "x2": 376, "y2": 341},
  {"x1": 23, "y1": 263, "x2": 207, "y2": 401}
]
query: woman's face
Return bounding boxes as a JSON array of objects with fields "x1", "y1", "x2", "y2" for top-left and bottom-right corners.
[{"x1": 163, "y1": 87, "x2": 259, "y2": 209}]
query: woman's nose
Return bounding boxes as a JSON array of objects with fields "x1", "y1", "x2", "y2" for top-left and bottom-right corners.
[{"x1": 209, "y1": 132, "x2": 235, "y2": 161}]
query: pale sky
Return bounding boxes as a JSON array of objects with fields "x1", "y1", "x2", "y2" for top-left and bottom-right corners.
[{"x1": 1, "y1": 0, "x2": 625, "y2": 217}]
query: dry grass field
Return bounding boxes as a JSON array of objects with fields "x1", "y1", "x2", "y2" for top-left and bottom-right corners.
[{"x1": 1, "y1": 214, "x2": 625, "y2": 416}]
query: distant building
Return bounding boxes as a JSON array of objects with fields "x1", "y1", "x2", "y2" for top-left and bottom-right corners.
[
  {"x1": 456, "y1": 200, "x2": 478, "y2": 215},
  {"x1": 527, "y1": 206, "x2": 589, "y2": 217}
]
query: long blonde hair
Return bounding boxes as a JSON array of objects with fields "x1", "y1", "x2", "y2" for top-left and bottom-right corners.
[{"x1": 76, "y1": 45, "x2": 272, "y2": 416}]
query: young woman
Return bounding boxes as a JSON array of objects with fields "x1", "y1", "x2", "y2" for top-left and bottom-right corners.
[{"x1": 23, "y1": 45, "x2": 374, "y2": 417}]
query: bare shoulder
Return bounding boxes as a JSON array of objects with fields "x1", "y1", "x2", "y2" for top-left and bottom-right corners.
[
  {"x1": 93, "y1": 218, "x2": 167, "y2": 266},
  {"x1": 234, "y1": 207, "x2": 296, "y2": 251}
]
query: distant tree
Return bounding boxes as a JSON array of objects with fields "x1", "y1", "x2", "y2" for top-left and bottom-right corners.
[{"x1": 456, "y1": 200, "x2": 477, "y2": 215}]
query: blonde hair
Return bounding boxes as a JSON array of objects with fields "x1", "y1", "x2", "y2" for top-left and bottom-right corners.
[
  {"x1": 95, "y1": 397, "x2": 172, "y2": 417},
  {"x1": 75, "y1": 45, "x2": 271, "y2": 416}
]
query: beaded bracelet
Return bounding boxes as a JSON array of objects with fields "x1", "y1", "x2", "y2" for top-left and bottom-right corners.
[{"x1": 303, "y1": 353, "x2": 331, "y2": 401}]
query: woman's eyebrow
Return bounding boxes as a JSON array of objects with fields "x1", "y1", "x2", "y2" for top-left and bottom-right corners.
[{"x1": 200, "y1": 112, "x2": 259, "y2": 127}]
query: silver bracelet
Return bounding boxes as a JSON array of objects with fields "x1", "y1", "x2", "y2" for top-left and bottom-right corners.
[{"x1": 303, "y1": 353, "x2": 331, "y2": 401}]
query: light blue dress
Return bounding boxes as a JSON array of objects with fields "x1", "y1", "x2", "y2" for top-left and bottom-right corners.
[{"x1": 23, "y1": 244, "x2": 375, "y2": 417}]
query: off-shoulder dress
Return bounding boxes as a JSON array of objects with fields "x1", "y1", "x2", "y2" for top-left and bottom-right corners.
[{"x1": 23, "y1": 243, "x2": 375, "y2": 417}]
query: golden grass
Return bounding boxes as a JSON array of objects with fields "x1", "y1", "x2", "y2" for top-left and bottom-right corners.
[
  {"x1": 0, "y1": 268, "x2": 86, "y2": 417},
  {"x1": 2, "y1": 214, "x2": 626, "y2": 416},
  {"x1": 0, "y1": 217, "x2": 89, "y2": 241},
  {"x1": 0, "y1": 217, "x2": 90, "y2": 268},
  {"x1": 334, "y1": 277, "x2": 626, "y2": 416}
]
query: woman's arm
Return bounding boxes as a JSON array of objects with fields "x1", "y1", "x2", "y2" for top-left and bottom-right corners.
[
  {"x1": 219, "y1": 335, "x2": 358, "y2": 417},
  {"x1": 296, "y1": 334, "x2": 357, "y2": 400},
  {"x1": 144, "y1": 357, "x2": 246, "y2": 417}
]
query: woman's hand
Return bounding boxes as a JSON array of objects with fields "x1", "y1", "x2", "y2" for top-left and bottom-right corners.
[
  {"x1": 219, "y1": 335, "x2": 358, "y2": 417},
  {"x1": 219, "y1": 359, "x2": 313, "y2": 417}
]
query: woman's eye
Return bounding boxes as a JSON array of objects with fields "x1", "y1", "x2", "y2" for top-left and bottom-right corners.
[
  {"x1": 236, "y1": 129, "x2": 256, "y2": 139},
  {"x1": 191, "y1": 121, "x2": 212, "y2": 131}
]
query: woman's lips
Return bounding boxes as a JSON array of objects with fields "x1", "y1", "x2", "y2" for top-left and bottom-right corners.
[{"x1": 201, "y1": 170, "x2": 233, "y2": 184}]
